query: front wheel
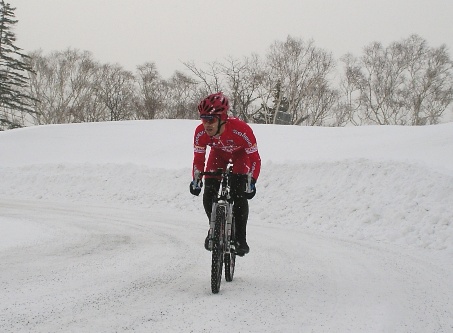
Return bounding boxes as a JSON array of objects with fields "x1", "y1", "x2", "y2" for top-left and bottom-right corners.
[{"x1": 211, "y1": 205, "x2": 225, "y2": 294}]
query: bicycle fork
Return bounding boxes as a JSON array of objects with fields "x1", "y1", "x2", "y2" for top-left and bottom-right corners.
[
  {"x1": 207, "y1": 202, "x2": 220, "y2": 251},
  {"x1": 208, "y1": 201, "x2": 234, "y2": 253},
  {"x1": 225, "y1": 202, "x2": 234, "y2": 254}
]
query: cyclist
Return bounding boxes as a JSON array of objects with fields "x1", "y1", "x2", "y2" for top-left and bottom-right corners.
[{"x1": 189, "y1": 92, "x2": 261, "y2": 256}]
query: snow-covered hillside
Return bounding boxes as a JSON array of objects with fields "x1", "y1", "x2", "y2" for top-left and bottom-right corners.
[{"x1": 1, "y1": 120, "x2": 452, "y2": 332}]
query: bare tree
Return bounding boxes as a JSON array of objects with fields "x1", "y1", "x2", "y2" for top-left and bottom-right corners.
[
  {"x1": 18, "y1": 33, "x2": 452, "y2": 128},
  {"x1": 183, "y1": 60, "x2": 224, "y2": 96},
  {"x1": 302, "y1": 78, "x2": 339, "y2": 125},
  {"x1": 362, "y1": 41, "x2": 410, "y2": 124},
  {"x1": 165, "y1": 70, "x2": 198, "y2": 119},
  {"x1": 402, "y1": 35, "x2": 453, "y2": 125},
  {"x1": 340, "y1": 35, "x2": 453, "y2": 125},
  {"x1": 264, "y1": 35, "x2": 337, "y2": 125},
  {"x1": 182, "y1": 56, "x2": 267, "y2": 122},
  {"x1": 96, "y1": 63, "x2": 135, "y2": 121},
  {"x1": 253, "y1": 68, "x2": 277, "y2": 124},
  {"x1": 219, "y1": 55, "x2": 264, "y2": 122},
  {"x1": 337, "y1": 53, "x2": 364, "y2": 125},
  {"x1": 134, "y1": 62, "x2": 167, "y2": 119},
  {"x1": 27, "y1": 49, "x2": 101, "y2": 124}
]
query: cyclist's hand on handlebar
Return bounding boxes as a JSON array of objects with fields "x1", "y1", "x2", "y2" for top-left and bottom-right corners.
[
  {"x1": 189, "y1": 179, "x2": 203, "y2": 196},
  {"x1": 245, "y1": 178, "x2": 256, "y2": 200}
]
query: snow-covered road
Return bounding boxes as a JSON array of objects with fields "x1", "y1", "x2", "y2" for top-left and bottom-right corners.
[{"x1": 1, "y1": 199, "x2": 451, "y2": 332}]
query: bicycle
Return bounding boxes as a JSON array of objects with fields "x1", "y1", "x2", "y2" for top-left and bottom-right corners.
[{"x1": 195, "y1": 166, "x2": 237, "y2": 294}]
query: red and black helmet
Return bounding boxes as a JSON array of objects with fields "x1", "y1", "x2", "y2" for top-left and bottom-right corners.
[{"x1": 197, "y1": 92, "x2": 229, "y2": 121}]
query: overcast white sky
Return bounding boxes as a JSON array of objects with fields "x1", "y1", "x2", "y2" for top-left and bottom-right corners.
[{"x1": 11, "y1": 0, "x2": 453, "y2": 78}]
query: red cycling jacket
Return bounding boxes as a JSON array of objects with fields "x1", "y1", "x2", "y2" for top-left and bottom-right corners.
[{"x1": 192, "y1": 117, "x2": 261, "y2": 181}]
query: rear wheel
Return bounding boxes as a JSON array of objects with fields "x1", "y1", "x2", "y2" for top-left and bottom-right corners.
[{"x1": 211, "y1": 205, "x2": 225, "y2": 294}]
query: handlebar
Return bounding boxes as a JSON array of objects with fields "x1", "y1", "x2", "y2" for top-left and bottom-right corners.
[
  {"x1": 192, "y1": 165, "x2": 254, "y2": 199},
  {"x1": 200, "y1": 169, "x2": 228, "y2": 177},
  {"x1": 194, "y1": 166, "x2": 232, "y2": 181}
]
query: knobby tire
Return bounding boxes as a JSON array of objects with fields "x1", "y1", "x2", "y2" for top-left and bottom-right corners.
[{"x1": 211, "y1": 205, "x2": 225, "y2": 294}]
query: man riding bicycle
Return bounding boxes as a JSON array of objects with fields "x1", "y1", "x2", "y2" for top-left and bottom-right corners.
[{"x1": 189, "y1": 92, "x2": 261, "y2": 256}]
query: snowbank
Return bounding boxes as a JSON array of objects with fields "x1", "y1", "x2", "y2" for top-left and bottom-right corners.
[{"x1": 1, "y1": 120, "x2": 452, "y2": 254}]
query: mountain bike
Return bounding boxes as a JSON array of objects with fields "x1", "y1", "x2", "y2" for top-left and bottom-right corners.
[{"x1": 197, "y1": 166, "x2": 236, "y2": 294}]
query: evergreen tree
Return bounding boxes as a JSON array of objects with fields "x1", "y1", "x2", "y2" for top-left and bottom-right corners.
[{"x1": 0, "y1": 0, "x2": 36, "y2": 130}]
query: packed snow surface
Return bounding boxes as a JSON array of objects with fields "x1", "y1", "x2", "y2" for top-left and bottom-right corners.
[{"x1": 1, "y1": 120, "x2": 452, "y2": 332}]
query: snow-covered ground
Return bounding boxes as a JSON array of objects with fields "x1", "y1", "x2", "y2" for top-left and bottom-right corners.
[{"x1": 0, "y1": 120, "x2": 452, "y2": 332}]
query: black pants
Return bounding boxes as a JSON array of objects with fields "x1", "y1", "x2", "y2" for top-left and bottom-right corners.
[{"x1": 203, "y1": 174, "x2": 249, "y2": 242}]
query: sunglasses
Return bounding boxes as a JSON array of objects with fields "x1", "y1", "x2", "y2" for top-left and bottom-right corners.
[{"x1": 200, "y1": 115, "x2": 219, "y2": 124}]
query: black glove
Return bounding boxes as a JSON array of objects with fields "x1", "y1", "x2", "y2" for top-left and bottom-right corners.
[
  {"x1": 189, "y1": 180, "x2": 202, "y2": 196},
  {"x1": 245, "y1": 178, "x2": 256, "y2": 200}
]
